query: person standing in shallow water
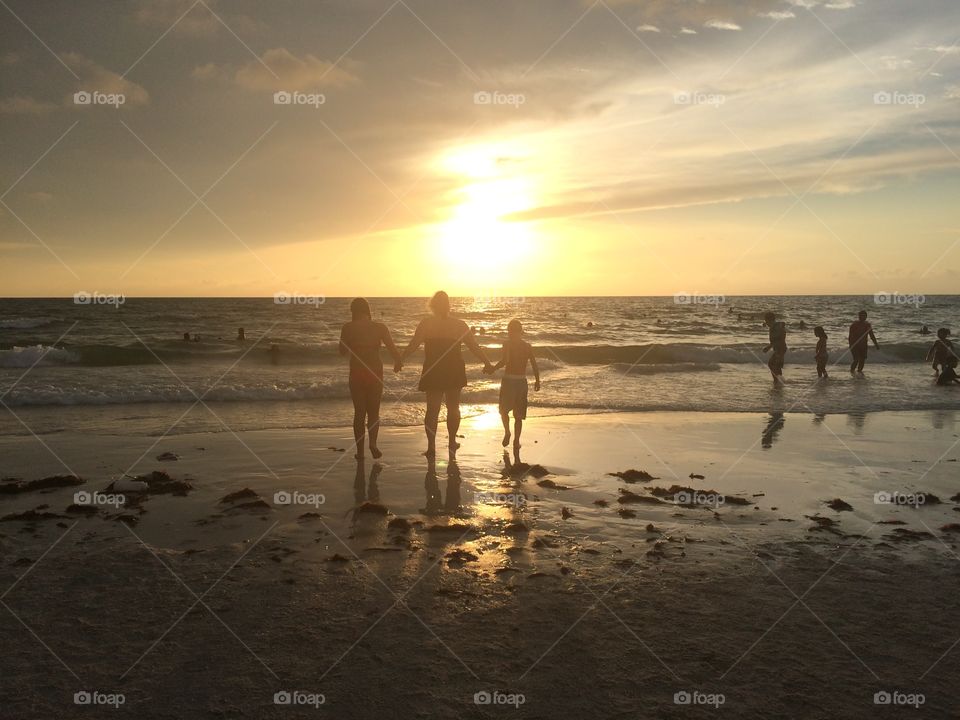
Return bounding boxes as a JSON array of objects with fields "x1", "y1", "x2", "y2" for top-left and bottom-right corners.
[
  {"x1": 848, "y1": 310, "x2": 879, "y2": 374},
  {"x1": 401, "y1": 291, "x2": 493, "y2": 458},
  {"x1": 762, "y1": 311, "x2": 787, "y2": 384},
  {"x1": 339, "y1": 298, "x2": 402, "y2": 460}
]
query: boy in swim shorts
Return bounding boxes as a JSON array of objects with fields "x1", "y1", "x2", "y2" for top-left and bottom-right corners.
[{"x1": 489, "y1": 319, "x2": 541, "y2": 452}]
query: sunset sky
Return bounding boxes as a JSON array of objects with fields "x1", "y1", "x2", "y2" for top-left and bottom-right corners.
[{"x1": 2, "y1": 0, "x2": 959, "y2": 297}]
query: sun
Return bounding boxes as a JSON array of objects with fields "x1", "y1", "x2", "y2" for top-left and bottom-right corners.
[{"x1": 432, "y1": 142, "x2": 539, "y2": 281}]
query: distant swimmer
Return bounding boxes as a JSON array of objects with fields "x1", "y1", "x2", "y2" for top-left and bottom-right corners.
[
  {"x1": 798, "y1": 320, "x2": 807, "y2": 331},
  {"x1": 762, "y1": 311, "x2": 787, "y2": 384},
  {"x1": 814, "y1": 326, "x2": 828, "y2": 379},
  {"x1": 237, "y1": 327, "x2": 245, "y2": 342},
  {"x1": 848, "y1": 310, "x2": 878, "y2": 374},
  {"x1": 192, "y1": 334, "x2": 201, "y2": 342},
  {"x1": 586, "y1": 321, "x2": 594, "y2": 328},
  {"x1": 183, "y1": 332, "x2": 191, "y2": 341},
  {"x1": 920, "y1": 325, "x2": 931, "y2": 335},
  {"x1": 926, "y1": 328, "x2": 954, "y2": 376},
  {"x1": 937, "y1": 356, "x2": 960, "y2": 385},
  {"x1": 737, "y1": 313, "x2": 743, "y2": 322}
]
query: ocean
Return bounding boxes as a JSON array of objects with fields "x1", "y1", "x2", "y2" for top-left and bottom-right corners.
[{"x1": 1, "y1": 295, "x2": 956, "y2": 436}]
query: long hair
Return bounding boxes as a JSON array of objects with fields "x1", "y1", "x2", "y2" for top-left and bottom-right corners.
[
  {"x1": 429, "y1": 291, "x2": 450, "y2": 317},
  {"x1": 350, "y1": 297, "x2": 371, "y2": 320}
]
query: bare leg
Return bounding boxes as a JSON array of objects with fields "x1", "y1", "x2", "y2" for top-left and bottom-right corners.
[
  {"x1": 367, "y1": 383, "x2": 383, "y2": 459},
  {"x1": 424, "y1": 391, "x2": 443, "y2": 457},
  {"x1": 445, "y1": 388, "x2": 461, "y2": 451},
  {"x1": 513, "y1": 417, "x2": 523, "y2": 451},
  {"x1": 350, "y1": 381, "x2": 366, "y2": 460},
  {"x1": 501, "y1": 412, "x2": 511, "y2": 447}
]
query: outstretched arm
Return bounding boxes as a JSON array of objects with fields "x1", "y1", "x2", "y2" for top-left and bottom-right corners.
[
  {"x1": 381, "y1": 324, "x2": 403, "y2": 372},
  {"x1": 491, "y1": 344, "x2": 509, "y2": 372},
  {"x1": 401, "y1": 320, "x2": 425, "y2": 361},
  {"x1": 461, "y1": 323, "x2": 492, "y2": 369}
]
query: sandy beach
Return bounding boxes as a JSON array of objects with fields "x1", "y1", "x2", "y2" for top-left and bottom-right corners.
[{"x1": 2, "y1": 409, "x2": 960, "y2": 718}]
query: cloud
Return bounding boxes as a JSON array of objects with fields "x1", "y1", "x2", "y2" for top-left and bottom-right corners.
[
  {"x1": 824, "y1": 1, "x2": 856, "y2": 8},
  {"x1": 759, "y1": 10, "x2": 796, "y2": 19},
  {"x1": 234, "y1": 48, "x2": 359, "y2": 92},
  {"x1": 636, "y1": 24, "x2": 661, "y2": 33},
  {"x1": 191, "y1": 62, "x2": 222, "y2": 81},
  {"x1": 61, "y1": 53, "x2": 150, "y2": 106},
  {"x1": 0, "y1": 96, "x2": 58, "y2": 115},
  {"x1": 705, "y1": 20, "x2": 742, "y2": 31},
  {"x1": 679, "y1": 27, "x2": 698, "y2": 35},
  {"x1": 134, "y1": 0, "x2": 262, "y2": 37}
]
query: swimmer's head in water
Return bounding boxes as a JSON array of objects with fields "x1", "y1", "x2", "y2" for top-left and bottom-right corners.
[
  {"x1": 429, "y1": 291, "x2": 450, "y2": 317},
  {"x1": 814, "y1": 326, "x2": 826, "y2": 338},
  {"x1": 858, "y1": 310, "x2": 868, "y2": 320},
  {"x1": 507, "y1": 319, "x2": 522, "y2": 337},
  {"x1": 350, "y1": 297, "x2": 371, "y2": 320},
  {"x1": 763, "y1": 311, "x2": 776, "y2": 325}
]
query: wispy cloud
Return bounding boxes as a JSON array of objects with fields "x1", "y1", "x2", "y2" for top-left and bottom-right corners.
[{"x1": 705, "y1": 19, "x2": 743, "y2": 31}]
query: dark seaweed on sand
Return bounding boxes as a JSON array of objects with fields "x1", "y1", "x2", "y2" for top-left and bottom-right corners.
[{"x1": 608, "y1": 469, "x2": 656, "y2": 483}]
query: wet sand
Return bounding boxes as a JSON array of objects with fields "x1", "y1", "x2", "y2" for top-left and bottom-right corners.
[{"x1": 2, "y1": 410, "x2": 960, "y2": 717}]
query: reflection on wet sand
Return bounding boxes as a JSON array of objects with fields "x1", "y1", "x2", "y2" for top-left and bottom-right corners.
[
  {"x1": 762, "y1": 412, "x2": 785, "y2": 448},
  {"x1": 422, "y1": 457, "x2": 462, "y2": 516}
]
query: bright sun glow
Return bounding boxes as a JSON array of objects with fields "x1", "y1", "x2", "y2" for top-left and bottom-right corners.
[{"x1": 432, "y1": 142, "x2": 540, "y2": 286}]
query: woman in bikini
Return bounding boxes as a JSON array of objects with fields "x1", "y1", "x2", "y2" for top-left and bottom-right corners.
[
  {"x1": 339, "y1": 298, "x2": 403, "y2": 459},
  {"x1": 401, "y1": 291, "x2": 493, "y2": 457}
]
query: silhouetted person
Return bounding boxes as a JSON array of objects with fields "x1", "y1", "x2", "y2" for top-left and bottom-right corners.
[
  {"x1": 762, "y1": 311, "x2": 787, "y2": 384},
  {"x1": 848, "y1": 310, "x2": 878, "y2": 374},
  {"x1": 920, "y1": 325, "x2": 931, "y2": 335},
  {"x1": 401, "y1": 291, "x2": 492, "y2": 458},
  {"x1": 814, "y1": 326, "x2": 828, "y2": 378},
  {"x1": 237, "y1": 327, "x2": 245, "y2": 342},
  {"x1": 183, "y1": 332, "x2": 191, "y2": 341},
  {"x1": 798, "y1": 320, "x2": 807, "y2": 331},
  {"x1": 926, "y1": 328, "x2": 955, "y2": 376},
  {"x1": 937, "y1": 357, "x2": 960, "y2": 386},
  {"x1": 488, "y1": 319, "x2": 541, "y2": 453},
  {"x1": 339, "y1": 297, "x2": 402, "y2": 460}
]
